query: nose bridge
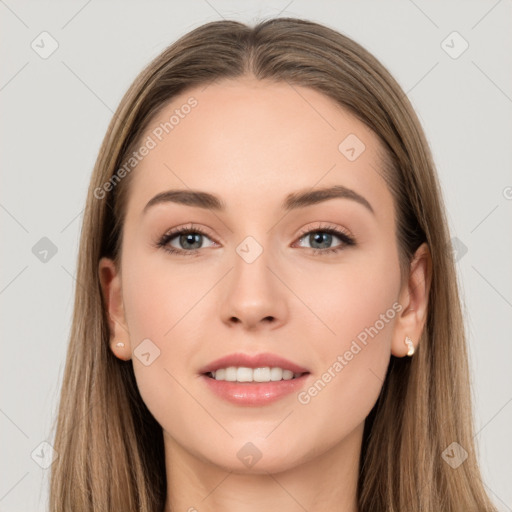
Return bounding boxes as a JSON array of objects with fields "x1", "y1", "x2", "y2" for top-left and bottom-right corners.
[
  {"x1": 220, "y1": 231, "x2": 287, "y2": 328},
  {"x1": 239, "y1": 236, "x2": 272, "y2": 280}
]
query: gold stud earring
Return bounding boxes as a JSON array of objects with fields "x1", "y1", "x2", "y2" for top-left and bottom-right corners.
[{"x1": 405, "y1": 336, "x2": 414, "y2": 356}]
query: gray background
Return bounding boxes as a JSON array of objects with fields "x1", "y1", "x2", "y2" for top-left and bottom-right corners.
[{"x1": 1, "y1": 1, "x2": 511, "y2": 510}]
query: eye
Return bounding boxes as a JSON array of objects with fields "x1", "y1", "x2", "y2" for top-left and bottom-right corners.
[
  {"x1": 294, "y1": 224, "x2": 355, "y2": 255},
  {"x1": 155, "y1": 223, "x2": 355, "y2": 257},
  {"x1": 155, "y1": 224, "x2": 217, "y2": 256}
]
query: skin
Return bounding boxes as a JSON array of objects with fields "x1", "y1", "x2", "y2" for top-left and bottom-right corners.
[{"x1": 99, "y1": 76, "x2": 431, "y2": 512}]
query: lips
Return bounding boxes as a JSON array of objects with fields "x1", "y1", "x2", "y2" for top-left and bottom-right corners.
[{"x1": 198, "y1": 352, "x2": 310, "y2": 375}]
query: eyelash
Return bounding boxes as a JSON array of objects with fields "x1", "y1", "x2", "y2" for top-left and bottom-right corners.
[{"x1": 155, "y1": 223, "x2": 356, "y2": 257}]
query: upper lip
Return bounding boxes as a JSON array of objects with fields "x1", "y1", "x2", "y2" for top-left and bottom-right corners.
[{"x1": 199, "y1": 352, "x2": 310, "y2": 375}]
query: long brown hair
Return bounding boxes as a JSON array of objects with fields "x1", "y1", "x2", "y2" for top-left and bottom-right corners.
[{"x1": 49, "y1": 17, "x2": 497, "y2": 511}]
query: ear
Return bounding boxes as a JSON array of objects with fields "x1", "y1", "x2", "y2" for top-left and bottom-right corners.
[
  {"x1": 98, "y1": 257, "x2": 131, "y2": 361},
  {"x1": 391, "y1": 242, "x2": 432, "y2": 357}
]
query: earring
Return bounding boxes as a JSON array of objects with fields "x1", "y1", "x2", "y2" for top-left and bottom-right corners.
[
  {"x1": 404, "y1": 336, "x2": 414, "y2": 356},
  {"x1": 115, "y1": 342, "x2": 125, "y2": 348}
]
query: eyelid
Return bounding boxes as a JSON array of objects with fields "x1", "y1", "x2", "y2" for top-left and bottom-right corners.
[
  {"x1": 295, "y1": 222, "x2": 354, "y2": 241},
  {"x1": 161, "y1": 223, "x2": 218, "y2": 241}
]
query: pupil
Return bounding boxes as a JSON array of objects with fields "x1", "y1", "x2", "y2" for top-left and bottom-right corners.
[
  {"x1": 311, "y1": 232, "x2": 331, "y2": 249},
  {"x1": 181, "y1": 233, "x2": 201, "y2": 250}
]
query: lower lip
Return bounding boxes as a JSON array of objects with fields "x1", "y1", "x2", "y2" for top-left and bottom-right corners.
[{"x1": 200, "y1": 373, "x2": 310, "y2": 406}]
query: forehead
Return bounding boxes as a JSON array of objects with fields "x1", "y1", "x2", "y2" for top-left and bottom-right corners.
[{"x1": 124, "y1": 77, "x2": 392, "y2": 222}]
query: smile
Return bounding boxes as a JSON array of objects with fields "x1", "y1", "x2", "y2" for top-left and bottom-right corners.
[{"x1": 206, "y1": 366, "x2": 305, "y2": 382}]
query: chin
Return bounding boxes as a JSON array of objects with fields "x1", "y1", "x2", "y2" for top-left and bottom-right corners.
[{"x1": 198, "y1": 439, "x2": 310, "y2": 475}]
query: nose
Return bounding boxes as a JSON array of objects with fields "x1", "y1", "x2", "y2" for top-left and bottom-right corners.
[{"x1": 220, "y1": 243, "x2": 288, "y2": 331}]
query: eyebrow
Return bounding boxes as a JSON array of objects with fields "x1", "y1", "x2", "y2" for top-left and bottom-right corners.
[{"x1": 142, "y1": 185, "x2": 374, "y2": 215}]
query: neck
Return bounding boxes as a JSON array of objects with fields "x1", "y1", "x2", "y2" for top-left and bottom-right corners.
[{"x1": 163, "y1": 423, "x2": 362, "y2": 512}]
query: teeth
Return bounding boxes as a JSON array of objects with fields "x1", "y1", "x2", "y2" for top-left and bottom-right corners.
[
  {"x1": 210, "y1": 366, "x2": 302, "y2": 382},
  {"x1": 254, "y1": 367, "x2": 271, "y2": 382},
  {"x1": 225, "y1": 367, "x2": 237, "y2": 381}
]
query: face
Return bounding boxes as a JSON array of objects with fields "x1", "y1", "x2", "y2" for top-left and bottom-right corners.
[{"x1": 100, "y1": 77, "x2": 412, "y2": 474}]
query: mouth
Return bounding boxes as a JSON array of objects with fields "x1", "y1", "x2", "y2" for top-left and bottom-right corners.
[{"x1": 198, "y1": 352, "x2": 311, "y2": 405}]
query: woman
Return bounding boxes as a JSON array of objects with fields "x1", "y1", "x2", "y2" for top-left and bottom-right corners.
[{"x1": 49, "y1": 17, "x2": 498, "y2": 511}]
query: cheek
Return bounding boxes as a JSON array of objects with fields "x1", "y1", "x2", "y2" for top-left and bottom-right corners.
[
  {"x1": 291, "y1": 249, "x2": 401, "y2": 420},
  {"x1": 120, "y1": 246, "x2": 206, "y2": 342},
  {"x1": 119, "y1": 248, "x2": 213, "y2": 427},
  {"x1": 289, "y1": 247, "x2": 401, "y2": 352}
]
